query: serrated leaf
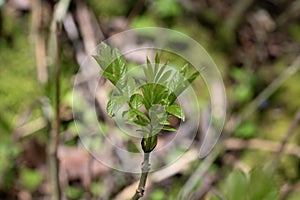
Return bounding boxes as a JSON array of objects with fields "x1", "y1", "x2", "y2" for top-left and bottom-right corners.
[
  {"x1": 123, "y1": 77, "x2": 136, "y2": 97},
  {"x1": 165, "y1": 104, "x2": 185, "y2": 121},
  {"x1": 100, "y1": 43, "x2": 111, "y2": 62},
  {"x1": 157, "y1": 69, "x2": 172, "y2": 84},
  {"x1": 106, "y1": 96, "x2": 127, "y2": 117},
  {"x1": 144, "y1": 57, "x2": 154, "y2": 83},
  {"x1": 101, "y1": 70, "x2": 115, "y2": 83},
  {"x1": 93, "y1": 42, "x2": 128, "y2": 89},
  {"x1": 129, "y1": 94, "x2": 144, "y2": 109},
  {"x1": 122, "y1": 110, "x2": 137, "y2": 120},
  {"x1": 131, "y1": 108, "x2": 150, "y2": 123},
  {"x1": 154, "y1": 61, "x2": 168, "y2": 83},
  {"x1": 141, "y1": 84, "x2": 154, "y2": 110},
  {"x1": 94, "y1": 43, "x2": 112, "y2": 70},
  {"x1": 149, "y1": 104, "x2": 168, "y2": 125},
  {"x1": 152, "y1": 84, "x2": 169, "y2": 105},
  {"x1": 168, "y1": 71, "x2": 181, "y2": 92}
]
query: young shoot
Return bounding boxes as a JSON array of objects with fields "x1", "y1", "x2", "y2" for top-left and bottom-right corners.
[{"x1": 93, "y1": 42, "x2": 200, "y2": 199}]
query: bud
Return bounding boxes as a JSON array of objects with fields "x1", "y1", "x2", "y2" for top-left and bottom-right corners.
[{"x1": 141, "y1": 135, "x2": 157, "y2": 153}]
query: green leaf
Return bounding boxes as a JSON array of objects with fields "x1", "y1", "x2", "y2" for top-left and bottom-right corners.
[
  {"x1": 168, "y1": 71, "x2": 181, "y2": 92},
  {"x1": 101, "y1": 70, "x2": 115, "y2": 82},
  {"x1": 106, "y1": 96, "x2": 127, "y2": 117},
  {"x1": 249, "y1": 169, "x2": 277, "y2": 200},
  {"x1": 129, "y1": 94, "x2": 144, "y2": 109},
  {"x1": 179, "y1": 63, "x2": 189, "y2": 76},
  {"x1": 131, "y1": 108, "x2": 150, "y2": 123},
  {"x1": 188, "y1": 71, "x2": 200, "y2": 83},
  {"x1": 144, "y1": 57, "x2": 154, "y2": 83},
  {"x1": 93, "y1": 42, "x2": 128, "y2": 88},
  {"x1": 156, "y1": 69, "x2": 172, "y2": 84},
  {"x1": 161, "y1": 126, "x2": 177, "y2": 132},
  {"x1": 93, "y1": 43, "x2": 112, "y2": 70},
  {"x1": 165, "y1": 104, "x2": 185, "y2": 121},
  {"x1": 152, "y1": 84, "x2": 169, "y2": 105},
  {"x1": 149, "y1": 104, "x2": 168, "y2": 125},
  {"x1": 226, "y1": 170, "x2": 248, "y2": 200},
  {"x1": 123, "y1": 77, "x2": 136, "y2": 97},
  {"x1": 122, "y1": 110, "x2": 137, "y2": 120},
  {"x1": 160, "y1": 119, "x2": 171, "y2": 125},
  {"x1": 154, "y1": 52, "x2": 160, "y2": 75},
  {"x1": 141, "y1": 83, "x2": 154, "y2": 110},
  {"x1": 166, "y1": 92, "x2": 177, "y2": 105},
  {"x1": 132, "y1": 120, "x2": 147, "y2": 127}
]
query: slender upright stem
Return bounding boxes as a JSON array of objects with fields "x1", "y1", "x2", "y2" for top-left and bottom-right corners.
[
  {"x1": 132, "y1": 152, "x2": 151, "y2": 200},
  {"x1": 49, "y1": 22, "x2": 61, "y2": 200}
]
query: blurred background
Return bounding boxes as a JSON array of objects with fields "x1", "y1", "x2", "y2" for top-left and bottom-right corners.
[{"x1": 0, "y1": 0, "x2": 300, "y2": 199}]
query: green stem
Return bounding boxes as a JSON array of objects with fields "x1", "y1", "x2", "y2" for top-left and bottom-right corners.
[{"x1": 132, "y1": 152, "x2": 151, "y2": 200}]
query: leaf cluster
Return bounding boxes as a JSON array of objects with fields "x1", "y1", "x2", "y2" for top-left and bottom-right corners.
[{"x1": 93, "y1": 42, "x2": 200, "y2": 152}]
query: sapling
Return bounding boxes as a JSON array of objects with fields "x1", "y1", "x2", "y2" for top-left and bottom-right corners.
[{"x1": 94, "y1": 43, "x2": 199, "y2": 199}]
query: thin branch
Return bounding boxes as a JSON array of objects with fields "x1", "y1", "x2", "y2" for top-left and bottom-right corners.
[
  {"x1": 47, "y1": 1, "x2": 71, "y2": 198},
  {"x1": 115, "y1": 149, "x2": 198, "y2": 200},
  {"x1": 49, "y1": 22, "x2": 62, "y2": 200},
  {"x1": 132, "y1": 153, "x2": 151, "y2": 200}
]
